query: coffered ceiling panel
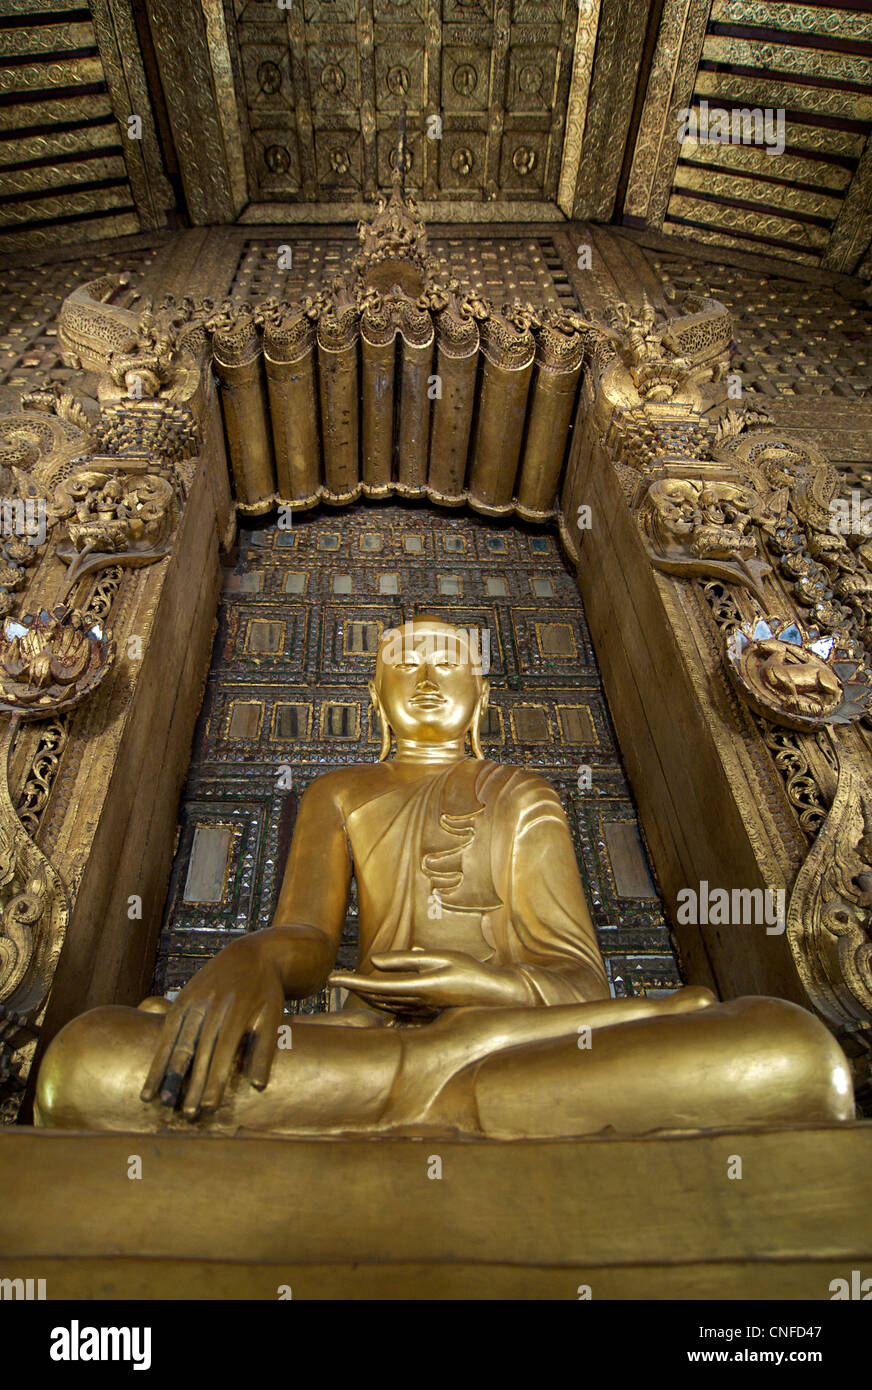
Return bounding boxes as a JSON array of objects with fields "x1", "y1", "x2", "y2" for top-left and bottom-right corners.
[{"x1": 223, "y1": 0, "x2": 580, "y2": 211}]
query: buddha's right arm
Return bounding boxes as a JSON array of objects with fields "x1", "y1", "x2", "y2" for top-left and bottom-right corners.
[
  {"x1": 138, "y1": 777, "x2": 352, "y2": 1115},
  {"x1": 265, "y1": 773, "x2": 352, "y2": 998}
]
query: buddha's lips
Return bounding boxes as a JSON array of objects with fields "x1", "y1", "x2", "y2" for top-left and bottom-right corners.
[{"x1": 410, "y1": 693, "x2": 446, "y2": 708}]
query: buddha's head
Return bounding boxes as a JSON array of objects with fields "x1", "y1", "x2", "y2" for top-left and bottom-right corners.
[{"x1": 371, "y1": 615, "x2": 489, "y2": 760}]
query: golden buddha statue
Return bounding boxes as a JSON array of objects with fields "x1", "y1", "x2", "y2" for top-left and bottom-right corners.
[{"x1": 35, "y1": 616, "x2": 853, "y2": 1137}]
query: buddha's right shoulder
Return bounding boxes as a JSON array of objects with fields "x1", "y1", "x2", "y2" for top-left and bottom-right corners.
[{"x1": 298, "y1": 762, "x2": 387, "y2": 812}]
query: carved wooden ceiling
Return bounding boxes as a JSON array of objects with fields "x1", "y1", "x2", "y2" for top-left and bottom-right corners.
[
  {"x1": 1, "y1": 0, "x2": 871, "y2": 276},
  {"x1": 224, "y1": 0, "x2": 578, "y2": 211},
  {"x1": 624, "y1": 0, "x2": 872, "y2": 273}
]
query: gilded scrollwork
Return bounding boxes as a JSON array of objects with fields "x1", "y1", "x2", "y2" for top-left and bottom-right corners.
[
  {"x1": 594, "y1": 292, "x2": 732, "y2": 419},
  {"x1": 16, "y1": 718, "x2": 68, "y2": 839},
  {"x1": 50, "y1": 463, "x2": 181, "y2": 591},
  {"x1": 0, "y1": 608, "x2": 114, "y2": 1119},
  {"x1": 723, "y1": 432, "x2": 872, "y2": 664},
  {"x1": 593, "y1": 274, "x2": 872, "y2": 1055},
  {"x1": 787, "y1": 752, "x2": 872, "y2": 1050},
  {"x1": 59, "y1": 278, "x2": 211, "y2": 406},
  {"x1": 0, "y1": 265, "x2": 206, "y2": 1117},
  {"x1": 637, "y1": 477, "x2": 775, "y2": 598}
]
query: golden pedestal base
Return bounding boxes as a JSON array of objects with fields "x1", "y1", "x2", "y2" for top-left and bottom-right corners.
[{"x1": 2, "y1": 1124, "x2": 871, "y2": 1299}]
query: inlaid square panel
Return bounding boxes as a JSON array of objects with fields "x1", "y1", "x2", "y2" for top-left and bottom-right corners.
[
  {"x1": 307, "y1": 44, "x2": 360, "y2": 112},
  {"x1": 183, "y1": 826, "x2": 236, "y2": 906},
  {"x1": 507, "y1": 45, "x2": 559, "y2": 112},
  {"x1": 439, "y1": 131, "x2": 487, "y2": 192},
  {"x1": 240, "y1": 44, "x2": 294, "y2": 116},
  {"x1": 245, "y1": 619, "x2": 286, "y2": 654},
  {"x1": 343, "y1": 620, "x2": 382, "y2": 655},
  {"x1": 320, "y1": 702, "x2": 362, "y2": 739},
  {"x1": 252, "y1": 130, "x2": 302, "y2": 194},
  {"x1": 536, "y1": 621, "x2": 576, "y2": 658},
  {"x1": 272, "y1": 703, "x2": 313, "y2": 741},
  {"x1": 481, "y1": 533, "x2": 510, "y2": 556},
  {"x1": 510, "y1": 705, "x2": 552, "y2": 744},
  {"x1": 442, "y1": 47, "x2": 491, "y2": 112},
  {"x1": 499, "y1": 130, "x2": 549, "y2": 192},
  {"x1": 227, "y1": 700, "x2": 264, "y2": 741},
  {"x1": 313, "y1": 130, "x2": 364, "y2": 191},
  {"x1": 321, "y1": 603, "x2": 402, "y2": 673},
  {"x1": 438, "y1": 575, "x2": 462, "y2": 595},
  {"x1": 555, "y1": 703, "x2": 597, "y2": 745},
  {"x1": 443, "y1": 534, "x2": 468, "y2": 554},
  {"x1": 375, "y1": 45, "x2": 425, "y2": 111},
  {"x1": 377, "y1": 128, "x2": 424, "y2": 190},
  {"x1": 511, "y1": 606, "x2": 590, "y2": 669}
]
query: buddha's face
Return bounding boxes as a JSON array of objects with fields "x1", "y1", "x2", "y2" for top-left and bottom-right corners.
[{"x1": 374, "y1": 620, "x2": 486, "y2": 745}]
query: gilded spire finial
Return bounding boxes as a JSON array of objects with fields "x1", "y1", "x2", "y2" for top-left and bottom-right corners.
[{"x1": 352, "y1": 108, "x2": 429, "y2": 297}]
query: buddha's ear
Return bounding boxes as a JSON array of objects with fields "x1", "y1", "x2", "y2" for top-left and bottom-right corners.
[
  {"x1": 369, "y1": 680, "x2": 391, "y2": 762},
  {"x1": 469, "y1": 680, "x2": 489, "y2": 760}
]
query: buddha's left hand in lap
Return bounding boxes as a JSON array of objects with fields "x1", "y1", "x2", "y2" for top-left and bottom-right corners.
[{"x1": 329, "y1": 949, "x2": 533, "y2": 1019}]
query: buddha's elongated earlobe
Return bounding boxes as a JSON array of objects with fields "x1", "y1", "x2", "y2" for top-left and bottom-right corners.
[
  {"x1": 469, "y1": 681, "x2": 490, "y2": 760},
  {"x1": 369, "y1": 681, "x2": 391, "y2": 762}
]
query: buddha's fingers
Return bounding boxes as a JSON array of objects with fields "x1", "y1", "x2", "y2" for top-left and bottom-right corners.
[
  {"x1": 370, "y1": 951, "x2": 449, "y2": 972},
  {"x1": 359, "y1": 994, "x2": 433, "y2": 1015},
  {"x1": 181, "y1": 997, "x2": 233, "y2": 1120},
  {"x1": 195, "y1": 1006, "x2": 255, "y2": 1115},
  {"x1": 143, "y1": 1001, "x2": 210, "y2": 1108},
  {"x1": 245, "y1": 997, "x2": 284, "y2": 1091},
  {"x1": 330, "y1": 970, "x2": 433, "y2": 995},
  {"x1": 140, "y1": 1004, "x2": 195, "y2": 1104}
]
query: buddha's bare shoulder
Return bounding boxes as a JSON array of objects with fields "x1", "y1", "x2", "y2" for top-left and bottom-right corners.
[{"x1": 296, "y1": 759, "x2": 411, "y2": 812}]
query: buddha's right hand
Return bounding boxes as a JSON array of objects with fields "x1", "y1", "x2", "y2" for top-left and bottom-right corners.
[{"x1": 140, "y1": 934, "x2": 286, "y2": 1120}]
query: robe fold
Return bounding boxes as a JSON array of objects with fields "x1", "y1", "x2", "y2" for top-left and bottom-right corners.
[{"x1": 345, "y1": 758, "x2": 608, "y2": 1004}]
